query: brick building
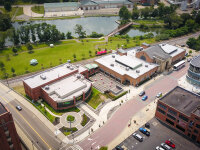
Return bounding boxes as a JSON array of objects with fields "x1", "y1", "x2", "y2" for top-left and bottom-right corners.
[
  {"x1": 94, "y1": 52, "x2": 158, "y2": 86},
  {"x1": 23, "y1": 63, "x2": 92, "y2": 110},
  {"x1": 155, "y1": 86, "x2": 200, "y2": 143},
  {"x1": 0, "y1": 103, "x2": 22, "y2": 150},
  {"x1": 136, "y1": 44, "x2": 186, "y2": 72}
]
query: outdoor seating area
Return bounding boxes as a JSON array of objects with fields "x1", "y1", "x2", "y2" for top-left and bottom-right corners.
[{"x1": 89, "y1": 72, "x2": 124, "y2": 93}]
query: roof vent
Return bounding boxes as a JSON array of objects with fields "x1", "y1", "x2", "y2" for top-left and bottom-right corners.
[
  {"x1": 126, "y1": 67, "x2": 129, "y2": 71},
  {"x1": 77, "y1": 74, "x2": 81, "y2": 79},
  {"x1": 145, "y1": 64, "x2": 148, "y2": 67},
  {"x1": 70, "y1": 66, "x2": 74, "y2": 70},
  {"x1": 136, "y1": 70, "x2": 140, "y2": 73},
  {"x1": 112, "y1": 55, "x2": 115, "y2": 58},
  {"x1": 40, "y1": 74, "x2": 46, "y2": 80},
  {"x1": 76, "y1": 65, "x2": 79, "y2": 68},
  {"x1": 110, "y1": 63, "x2": 114, "y2": 67},
  {"x1": 162, "y1": 43, "x2": 166, "y2": 46},
  {"x1": 66, "y1": 64, "x2": 70, "y2": 68},
  {"x1": 45, "y1": 85, "x2": 49, "y2": 90}
]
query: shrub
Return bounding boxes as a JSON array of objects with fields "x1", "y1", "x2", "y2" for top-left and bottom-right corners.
[
  {"x1": 81, "y1": 114, "x2": 88, "y2": 126},
  {"x1": 67, "y1": 115, "x2": 75, "y2": 122}
]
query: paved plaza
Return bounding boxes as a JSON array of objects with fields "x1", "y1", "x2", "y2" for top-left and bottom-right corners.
[{"x1": 90, "y1": 72, "x2": 124, "y2": 93}]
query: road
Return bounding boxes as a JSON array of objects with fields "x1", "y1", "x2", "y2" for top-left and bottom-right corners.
[
  {"x1": 0, "y1": 85, "x2": 65, "y2": 150},
  {"x1": 78, "y1": 63, "x2": 190, "y2": 150}
]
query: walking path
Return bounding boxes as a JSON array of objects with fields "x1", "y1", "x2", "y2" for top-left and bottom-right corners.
[{"x1": 23, "y1": 5, "x2": 43, "y2": 17}]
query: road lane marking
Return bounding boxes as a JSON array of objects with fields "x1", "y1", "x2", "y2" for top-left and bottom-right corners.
[{"x1": 0, "y1": 95, "x2": 52, "y2": 150}]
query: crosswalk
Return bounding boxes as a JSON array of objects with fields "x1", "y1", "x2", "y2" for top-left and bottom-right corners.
[{"x1": 66, "y1": 145, "x2": 83, "y2": 150}]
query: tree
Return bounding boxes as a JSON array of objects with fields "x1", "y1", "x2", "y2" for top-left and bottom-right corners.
[
  {"x1": 12, "y1": 47, "x2": 18, "y2": 55},
  {"x1": 141, "y1": 7, "x2": 150, "y2": 19},
  {"x1": 164, "y1": 14, "x2": 183, "y2": 29},
  {"x1": 4, "y1": 2, "x2": 12, "y2": 12},
  {"x1": 26, "y1": 43, "x2": 33, "y2": 53},
  {"x1": 73, "y1": 54, "x2": 76, "y2": 61},
  {"x1": 66, "y1": 31, "x2": 73, "y2": 39},
  {"x1": 0, "y1": 36, "x2": 5, "y2": 50},
  {"x1": 0, "y1": 13, "x2": 12, "y2": 31},
  {"x1": 180, "y1": 13, "x2": 191, "y2": 25},
  {"x1": 89, "y1": 50, "x2": 92, "y2": 56},
  {"x1": 11, "y1": 67, "x2": 15, "y2": 76},
  {"x1": 186, "y1": 38, "x2": 197, "y2": 49},
  {"x1": 12, "y1": 30, "x2": 20, "y2": 46},
  {"x1": 185, "y1": 19, "x2": 196, "y2": 32},
  {"x1": 119, "y1": 6, "x2": 131, "y2": 21},
  {"x1": 0, "y1": 61, "x2": 5, "y2": 71},
  {"x1": 74, "y1": 24, "x2": 86, "y2": 39},
  {"x1": 132, "y1": 9, "x2": 139, "y2": 19}
]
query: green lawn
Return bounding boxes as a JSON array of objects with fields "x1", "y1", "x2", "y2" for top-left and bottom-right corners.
[
  {"x1": 0, "y1": 7, "x2": 23, "y2": 18},
  {"x1": 31, "y1": 6, "x2": 44, "y2": 14},
  {"x1": 61, "y1": 127, "x2": 78, "y2": 136},
  {"x1": 133, "y1": 19, "x2": 164, "y2": 24},
  {"x1": 16, "y1": 7, "x2": 24, "y2": 16},
  {"x1": 0, "y1": 37, "x2": 155, "y2": 78},
  {"x1": 86, "y1": 88, "x2": 106, "y2": 109}
]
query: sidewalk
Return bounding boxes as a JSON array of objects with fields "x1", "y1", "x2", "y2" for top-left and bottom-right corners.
[
  {"x1": 108, "y1": 99, "x2": 158, "y2": 150},
  {"x1": 0, "y1": 82, "x2": 66, "y2": 141}
]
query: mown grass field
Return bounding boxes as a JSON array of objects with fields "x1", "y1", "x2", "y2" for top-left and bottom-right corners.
[
  {"x1": 31, "y1": 6, "x2": 44, "y2": 14},
  {"x1": 0, "y1": 7, "x2": 23, "y2": 17},
  {"x1": 0, "y1": 37, "x2": 155, "y2": 78}
]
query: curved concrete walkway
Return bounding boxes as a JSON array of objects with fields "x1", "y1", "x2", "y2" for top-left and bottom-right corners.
[
  {"x1": 23, "y1": 5, "x2": 44, "y2": 17},
  {"x1": 60, "y1": 112, "x2": 83, "y2": 130}
]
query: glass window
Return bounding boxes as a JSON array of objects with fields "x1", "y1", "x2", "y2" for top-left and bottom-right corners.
[
  {"x1": 196, "y1": 124, "x2": 200, "y2": 129},
  {"x1": 194, "y1": 129, "x2": 198, "y2": 134},
  {"x1": 158, "y1": 103, "x2": 167, "y2": 110},
  {"x1": 166, "y1": 118, "x2": 174, "y2": 126},
  {"x1": 167, "y1": 113, "x2": 176, "y2": 120},
  {"x1": 179, "y1": 114, "x2": 189, "y2": 122},
  {"x1": 168, "y1": 108, "x2": 177, "y2": 116},
  {"x1": 176, "y1": 125, "x2": 185, "y2": 132},
  {"x1": 157, "y1": 108, "x2": 166, "y2": 115}
]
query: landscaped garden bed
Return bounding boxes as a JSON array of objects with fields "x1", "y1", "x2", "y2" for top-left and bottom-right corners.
[
  {"x1": 60, "y1": 126, "x2": 78, "y2": 136},
  {"x1": 81, "y1": 114, "x2": 90, "y2": 126}
]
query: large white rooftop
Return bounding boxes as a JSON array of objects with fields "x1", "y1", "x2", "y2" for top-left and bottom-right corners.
[
  {"x1": 23, "y1": 63, "x2": 87, "y2": 88},
  {"x1": 95, "y1": 54, "x2": 158, "y2": 79},
  {"x1": 159, "y1": 43, "x2": 185, "y2": 57},
  {"x1": 42, "y1": 74, "x2": 91, "y2": 102}
]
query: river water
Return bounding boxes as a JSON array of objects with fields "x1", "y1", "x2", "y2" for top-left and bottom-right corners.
[{"x1": 7, "y1": 16, "x2": 159, "y2": 46}]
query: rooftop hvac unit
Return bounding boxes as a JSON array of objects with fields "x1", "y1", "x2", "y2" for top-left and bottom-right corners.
[
  {"x1": 77, "y1": 74, "x2": 81, "y2": 79},
  {"x1": 70, "y1": 66, "x2": 74, "y2": 70},
  {"x1": 66, "y1": 64, "x2": 70, "y2": 68},
  {"x1": 40, "y1": 74, "x2": 46, "y2": 80},
  {"x1": 136, "y1": 70, "x2": 140, "y2": 73},
  {"x1": 110, "y1": 63, "x2": 114, "y2": 67},
  {"x1": 76, "y1": 65, "x2": 79, "y2": 68},
  {"x1": 112, "y1": 55, "x2": 115, "y2": 58},
  {"x1": 126, "y1": 67, "x2": 129, "y2": 71},
  {"x1": 145, "y1": 64, "x2": 148, "y2": 67},
  {"x1": 45, "y1": 85, "x2": 49, "y2": 90},
  {"x1": 162, "y1": 43, "x2": 166, "y2": 46}
]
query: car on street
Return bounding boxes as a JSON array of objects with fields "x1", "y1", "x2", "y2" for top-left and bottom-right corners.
[
  {"x1": 156, "y1": 92, "x2": 162, "y2": 98},
  {"x1": 133, "y1": 133, "x2": 143, "y2": 142},
  {"x1": 16, "y1": 105, "x2": 22, "y2": 111},
  {"x1": 165, "y1": 140, "x2": 175, "y2": 148},
  {"x1": 187, "y1": 58, "x2": 192, "y2": 62},
  {"x1": 145, "y1": 122, "x2": 150, "y2": 129},
  {"x1": 115, "y1": 145, "x2": 124, "y2": 150},
  {"x1": 161, "y1": 143, "x2": 172, "y2": 150},
  {"x1": 139, "y1": 127, "x2": 150, "y2": 136},
  {"x1": 139, "y1": 91, "x2": 145, "y2": 96},
  {"x1": 156, "y1": 146, "x2": 165, "y2": 150},
  {"x1": 142, "y1": 95, "x2": 148, "y2": 101}
]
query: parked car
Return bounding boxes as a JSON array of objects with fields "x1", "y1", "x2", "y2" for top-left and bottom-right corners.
[
  {"x1": 156, "y1": 146, "x2": 165, "y2": 150},
  {"x1": 142, "y1": 95, "x2": 148, "y2": 101},
  {"x1": 139, "y1": 127, "x2": 150, "y2": 136},
  {"x1": 156, "y1": 92, "x2": 162, "y2": 98},
  {"x1": 133, "y1": 133, "x2": 143, "y2": 142},
  {"x1": 161, "y1": 143, "x2": 172, "y2": 150},
  {"x1": 165, "y1": 140, "x2": 175, "y2": 148},
  {"x1": 145, "y1": 122, "x2": 150, "y2": 129},
  {"x1": 139, "y1": 91, "x2": 145, "y2": 96},
  {"x1": 16, "y1": 106, "x2": 22, "y2": 111},
  {"x1": 187, "y1": 58, "x2": 191, "y2": 62},
  {"x1": 115, "y1": 145, "x2": 124, "y2": 150}
]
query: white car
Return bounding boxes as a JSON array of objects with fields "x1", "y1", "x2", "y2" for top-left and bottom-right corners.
[
  {"x1": 156, "y1": 146, "x2": 165, "y2": 150},
  {"x1": 156, "y1": 92, "x2": 162, "y2": 98},
  {"x1": 16, "y1": 106, "x2": 22, "y2": 111}
]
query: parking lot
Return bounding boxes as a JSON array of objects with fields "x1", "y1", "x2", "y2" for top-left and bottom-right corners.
[
  {"x1": 114, "y1": 118, "x2": 200, "y2": 150},
  {"x1": 89, "y1": 72, "x2": 124, "y2": 93}
]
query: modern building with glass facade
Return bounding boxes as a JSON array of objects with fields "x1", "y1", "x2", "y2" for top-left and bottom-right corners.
[
  {"x1": 187, "y1": 55, "x2": 200, "y2": 86},
  {"x1": 155, "y1": 86, "x2": 200, "y2": 143}
]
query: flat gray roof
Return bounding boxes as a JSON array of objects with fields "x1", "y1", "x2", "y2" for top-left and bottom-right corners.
[
  {"x1": 23, "y1": 63, "x2": 87, "y2": 88},
  {"x1": 95, "y1": 53, "x2": 158, "y2": 79},
  {"x1": 190, "y1": 55, "x2": 200, "y2": 68},
  {"x1": 42, "y1": 74, "x2": 91, "y2": 102},
  {"x1": 160, "y1": 86, "x2": 200, "y2": 116}
]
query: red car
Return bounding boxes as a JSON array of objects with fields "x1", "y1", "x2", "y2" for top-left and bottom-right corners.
[{"x1": 165, "y1": 140, "x2": 175, "y2": 148}]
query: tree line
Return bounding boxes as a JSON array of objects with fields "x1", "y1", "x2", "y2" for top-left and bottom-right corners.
[{"x1": 187, "y1": 36, "x2": 200, "y2": 51}]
